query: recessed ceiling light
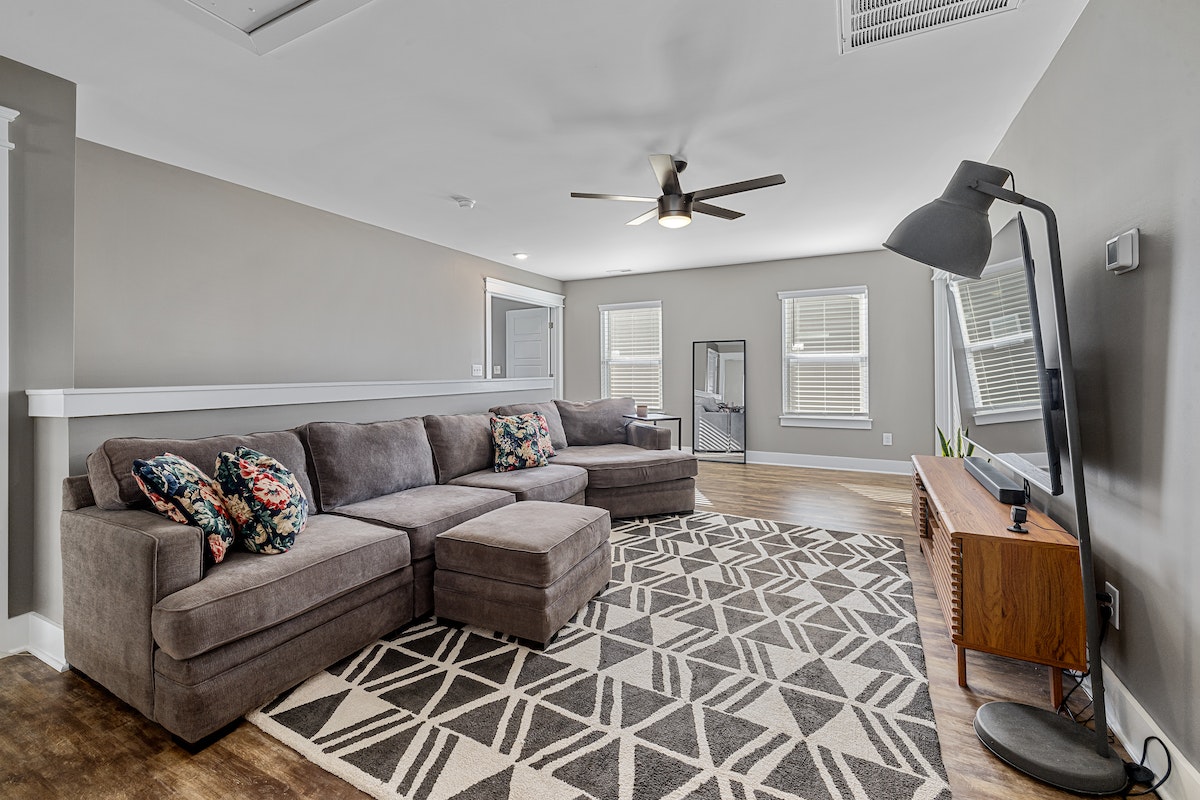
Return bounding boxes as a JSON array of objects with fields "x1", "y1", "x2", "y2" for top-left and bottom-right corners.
[
  {"x1": 451, "y1": 195, "x2": 476, "y2": 209},
  {"x1": 605, "y1": 269, "x2": 633, "y2": 274},
  {"x1": 513, "y1": 253, "x2": 529, "y2": 260}
]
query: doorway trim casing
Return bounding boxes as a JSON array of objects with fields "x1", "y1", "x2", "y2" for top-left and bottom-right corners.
[{"x1": 484, "y1": 278, "x2": 565, "y2": 399}]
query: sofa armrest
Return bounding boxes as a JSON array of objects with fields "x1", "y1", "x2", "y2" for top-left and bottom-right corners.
[
  {"x1": 61, "y1": 507, "x2": 204, "y2": 719},
  {"x1": 626, "y1": 422, "x2": 671, "y2": 450}
]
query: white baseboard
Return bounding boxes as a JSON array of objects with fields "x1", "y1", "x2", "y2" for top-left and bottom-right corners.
[
  {"x1": 745, "y1": 450, "x2": 913, "y2": 475},
  {"x1": 1095, "y1": 663, "x2": 1200, "y2": 800},
  {"x1": 2, "y1": 612, "x2": 68, "y2": 672}
]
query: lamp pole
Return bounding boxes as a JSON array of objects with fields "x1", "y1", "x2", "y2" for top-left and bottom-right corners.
[{"x1": 974, "y1": 181, "x2": 1111, "y2": 758}]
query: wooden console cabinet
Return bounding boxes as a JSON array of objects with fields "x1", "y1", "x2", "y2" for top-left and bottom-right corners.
[{"x1": 911, "y1": 455, "x2": 1086, "y2": 707}]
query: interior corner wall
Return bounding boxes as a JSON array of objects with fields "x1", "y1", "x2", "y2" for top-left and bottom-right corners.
[
  {"x1": 72, "y1": 140, "x2": 563, "y2": 387},
  {"x1": 989, "y1": 0, "x2": 1200, "y2": 766},
  {"x1": 0, "y1": 58, "x2": 76, "y2": 619},
  {"x1": 562, "y1": 250, "x2": 933, "y2": 462}
]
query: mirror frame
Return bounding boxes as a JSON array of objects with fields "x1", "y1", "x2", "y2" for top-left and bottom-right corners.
[{"x1": 692, "y1": 339, "x2": 747, "y2": 464}]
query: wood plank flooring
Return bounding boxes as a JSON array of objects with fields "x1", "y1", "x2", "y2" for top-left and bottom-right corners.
[{"x1": 0, "y1": 462, "x2": 1135, "y2": 799}]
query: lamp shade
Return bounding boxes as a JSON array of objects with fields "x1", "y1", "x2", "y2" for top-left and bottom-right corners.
[{"x1": 883, "y1": 161, "x2": 1013, "y2": 278}]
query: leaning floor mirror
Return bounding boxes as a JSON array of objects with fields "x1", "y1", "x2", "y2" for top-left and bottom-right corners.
[{"x1": 692, "y1": 340, "x2": 746, "y2": 463}]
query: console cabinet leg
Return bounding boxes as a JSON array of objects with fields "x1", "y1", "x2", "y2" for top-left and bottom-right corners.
[
  {"x1": 1050, "y1": 668, "x2": 1064, "y2": 709},
  {"x1": 956, "y1": 645, "x2": 967, "y2": 687}
]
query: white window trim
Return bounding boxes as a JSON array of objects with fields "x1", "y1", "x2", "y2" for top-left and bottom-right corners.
[
  {"x1": 484, "y1": 277, "x2": 565, "y2": 399},
  {"x1": 779, "y1": 415, "x2": 873, "y2": 430},
  {"x1": 778, "y1": 285, "x2": 870, "y2": 425},
  {"x1": 600, "y1": 300, "x2": 663, "y2": 410}
]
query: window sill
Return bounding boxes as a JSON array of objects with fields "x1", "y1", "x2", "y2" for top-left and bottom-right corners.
[
  {"x1": 972, "y1": 407, "x2": 1040, "y2": 426},
  {"x1": 779, "y1": 415, "x2": 873, "y2": 430}
]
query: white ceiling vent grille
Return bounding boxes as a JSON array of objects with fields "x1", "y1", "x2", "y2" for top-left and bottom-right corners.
[
  {"x1": 838, "y1": 0, "x2": 1023, "y2": 53},
  {"x1": 179, "y1": 0, "x2": 375, "y2": 54}
]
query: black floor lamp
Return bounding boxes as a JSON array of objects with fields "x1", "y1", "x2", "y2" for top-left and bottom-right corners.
[{"x1": 883, "y1": 160, "x2": 1127, "y2": 795}]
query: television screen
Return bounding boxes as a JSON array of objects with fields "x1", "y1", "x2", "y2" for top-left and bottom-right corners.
[{"x1": 950, "y1": 213, "x2": 1064, "y2": 495}]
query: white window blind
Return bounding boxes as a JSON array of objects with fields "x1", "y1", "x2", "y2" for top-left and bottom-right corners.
[
  {"x1": 780, "y1": 287, "x2": 869, "y2": 417},
  {"x1": 950, "y1": 270, "x2": 1040, "y2": 412},
  {"x1": 600, "y1": 301, "x2": 662, "y2": 409}
]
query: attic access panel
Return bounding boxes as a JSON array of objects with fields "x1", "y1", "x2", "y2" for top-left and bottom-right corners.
[
  {"x1": 180, "y1": 0, "x2": 375, "y2": 54},
  {"x1": 838, "y1": 0, "x2": 1023, "y2": 53}
]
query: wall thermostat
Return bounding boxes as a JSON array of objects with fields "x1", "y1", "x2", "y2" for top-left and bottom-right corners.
[{"x1": 1105, "y1": 228, "x2": 1139, "y2": 275}]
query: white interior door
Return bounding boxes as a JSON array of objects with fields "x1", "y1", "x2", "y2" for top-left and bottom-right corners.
[{"x1": 506, "y1": 307, "x2": 551, "y2": 378}]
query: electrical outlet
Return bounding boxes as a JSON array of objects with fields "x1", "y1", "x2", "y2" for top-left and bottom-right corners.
[
  {"x1": 882, "y1": 433, "x2": 893, "y2": 446},
  {"x1": 471, "y1": 364, "x2": 484, "y2": 377},
  {"x1": 493, "y1": 365, "x2": 502, "y2": 375},
  {"x1": 1104, "y1": 581, "x2": 1120, "y2": 630}
]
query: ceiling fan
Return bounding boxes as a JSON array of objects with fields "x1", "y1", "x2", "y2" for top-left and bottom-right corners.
[{"x1": 571, "y1": 154, "x2": 786, "y2": 229}]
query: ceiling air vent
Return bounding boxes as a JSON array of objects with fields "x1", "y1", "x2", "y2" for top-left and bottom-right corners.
[
  {"x1": 838, "y1": 0, "x2": 1023, "y2": 54},
  {"x1": 179, "y1": 0, "x2": 376, "y2": 54}
]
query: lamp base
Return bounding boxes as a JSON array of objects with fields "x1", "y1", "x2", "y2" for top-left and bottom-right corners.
[{"x1": 974, "y1": 702, "x2": 1127, "y2": 795}]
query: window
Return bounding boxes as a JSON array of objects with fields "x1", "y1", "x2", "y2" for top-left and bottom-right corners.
[
  {"x1": 779, "y1": 286, "x2": 869, "y2": 427},
  {"x1": 950, "y1": 267, "x2": 1040, "y2": 417},
  {"x1": 600, "y1": 301, "x2": 662, "y2": 409}
]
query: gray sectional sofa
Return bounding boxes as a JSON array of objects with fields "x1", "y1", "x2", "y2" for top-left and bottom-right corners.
[{"x1": 60, "y1": 398, "x2": 696, "y2": 742}]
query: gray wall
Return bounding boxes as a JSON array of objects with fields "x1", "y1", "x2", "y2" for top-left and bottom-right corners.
[
  {"x1": 989, "y1": 0, "x2": 1200, "y2": 764},
  {"x1": 563, "y1": 250, "x2": 933, "y2": 462},
  {"x1": 73, "y1": 141, "x2": 562, "y2": 386},
  {"x1": 1, "y1": 58, "x2": 76, "y2": 618}
]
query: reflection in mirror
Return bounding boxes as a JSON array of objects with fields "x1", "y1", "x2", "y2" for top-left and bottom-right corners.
[
  {"x1": 692, "y1": 340, "x2": 746, "y2": 463},
  {"x1": 490, "y1": 296, "x2": 551, "y2": 379}
]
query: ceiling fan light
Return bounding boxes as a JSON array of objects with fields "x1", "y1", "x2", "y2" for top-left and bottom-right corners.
[{"x1": 657, "y1": 194, "x2": 692, "y2": 228}]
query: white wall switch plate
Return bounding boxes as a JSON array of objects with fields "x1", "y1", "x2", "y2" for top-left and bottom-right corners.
[
  {"x1": 882, "y1": 433, "x2": 893, "y2": 446},
  {"x1": 471, "y1": 364, "x2": 484, "y2": 377}
]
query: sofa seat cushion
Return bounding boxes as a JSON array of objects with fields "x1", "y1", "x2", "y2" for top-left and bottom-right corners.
[
  {"x1": 435, "y1": 501, "x2": 610, "y2": 588},
  {"x1": 448, "y1": 463, "x2": 588, "y2": 503},
  {"x1": 331, "y1": 485, "x2": 513, "y2": 561},
  {"x1": 151, "y1": 514, "x2": 411, "y2": 661},
  {"x1": 552, "y1": 444, "x2": 698, "y2": 489}
]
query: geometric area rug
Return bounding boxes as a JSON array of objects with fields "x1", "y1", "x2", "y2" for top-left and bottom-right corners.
[{"x1": 249, "y1": 512, "x2": 951, "y2": 799}]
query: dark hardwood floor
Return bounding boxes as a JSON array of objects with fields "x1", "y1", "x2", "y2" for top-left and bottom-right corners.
[{"x1": 0, "y1": 462, "x2": 1134, "y2": 799}]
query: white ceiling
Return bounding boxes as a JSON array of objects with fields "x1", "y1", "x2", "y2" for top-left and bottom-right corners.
[{"x1": 0, "y1": 0, "x2": 1087, "y2": 281}]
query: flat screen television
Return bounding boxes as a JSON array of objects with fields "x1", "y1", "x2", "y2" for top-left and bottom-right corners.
[{"x1": 951, "y1": 213, "x2": 1064, "y2": 496}]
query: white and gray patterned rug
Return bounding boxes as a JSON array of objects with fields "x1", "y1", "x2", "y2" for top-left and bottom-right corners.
[{"x1": 249, "y1": 512, "x2": 951, "y2": 800}]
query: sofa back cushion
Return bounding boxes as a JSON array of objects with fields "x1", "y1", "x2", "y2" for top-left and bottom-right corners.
[
  {"x1": 488, "y1": 401, "x2": 567, "y2": 451},
  {"x1": 423, "y1": 414, "x2": 493, "y2": 483},
  {"x1": 302, "y1": 418, "x2": 435, "y2": 511},
  {"x1": 555, "y1": 398, "x2": 635, "y2": 446},
  {"x1": 87, "y1": 430, "x2": 313, "y2": 512}
]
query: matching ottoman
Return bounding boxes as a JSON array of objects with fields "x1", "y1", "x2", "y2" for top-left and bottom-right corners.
[{"x1": 433, "y1": 501, "x2": 611, "y2": 646}]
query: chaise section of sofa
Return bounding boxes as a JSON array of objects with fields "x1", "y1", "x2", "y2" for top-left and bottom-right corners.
[
  {"x1": 491, "y1": 398, "x2": 698, "y2": 517},
  {"x1": 63, "y1": 429, "x2": 416, "y2": 743}
]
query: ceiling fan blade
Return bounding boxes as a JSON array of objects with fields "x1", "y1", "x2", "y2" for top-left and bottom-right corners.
[
  {"x1": 648, "y1": 154, "x2": 683, "y2": 196},
  {"x1": 692, "y1": 174, "x2": 785, "y2": 202},
  {"x1": 693, "y1": 202, "x2": 744, "y2": 221},
  {"x1": 571, "y1": 192, "x2": 657, "y2": 202},
  {"x1": 626, "y1": 208, "x2": 659, "y2": 226}
]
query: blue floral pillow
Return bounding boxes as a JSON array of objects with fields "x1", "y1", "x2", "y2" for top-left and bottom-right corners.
[
  {"x1": 517, "y1": 411, "x2": 555, "y2": 458},
  {"x1": 132, "y1": 453, "x2": 237, "y2": 566},
  {"x1": 215, "y1": 447, "x2": 309, "y2": 554},
  {"x1": 491, "y1": 414, "x2": 549, "y2": 472}
]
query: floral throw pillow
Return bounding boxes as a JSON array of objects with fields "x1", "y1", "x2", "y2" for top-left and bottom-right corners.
[
  {"x1": 517, "y1": 411, "x2": 556, "y2": 458},
  {"x1": 132, "y1": 453, "x2": 237, "y2": 566},
  {"x1": 491, "y1": 414, "x2": 550, "y2": 472},
  {"x1": 215, "y1": 447, "x2": 309, "y2": 554}
]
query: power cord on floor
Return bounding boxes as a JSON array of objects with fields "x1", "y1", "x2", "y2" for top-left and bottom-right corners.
[{"x1": 1122, "y1": 736, "x2": 1172, "y2": 797}]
